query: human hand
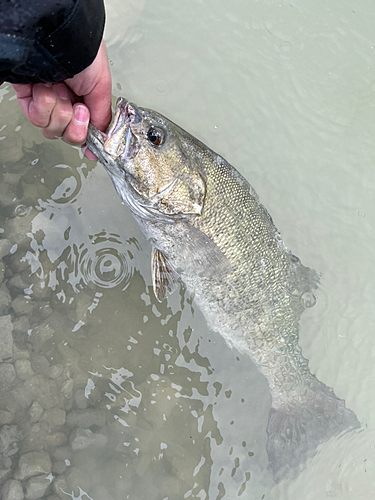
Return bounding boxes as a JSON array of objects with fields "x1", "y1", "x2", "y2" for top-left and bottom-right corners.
[{"x1": 12, "y1": 40, "x2": 112, "y2": 160}]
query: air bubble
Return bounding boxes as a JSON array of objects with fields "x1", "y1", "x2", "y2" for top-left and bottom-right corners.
[
  {"x1": 301, "y1": 291, "x2": 317, "y2": 308},
  {"x1": 15, "y1": 205, "x2": 29, "y2": 217}
]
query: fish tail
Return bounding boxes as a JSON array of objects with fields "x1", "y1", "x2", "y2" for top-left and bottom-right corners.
[{"x1": 266, "y1": 379, "x2": 360, "y2": 483}]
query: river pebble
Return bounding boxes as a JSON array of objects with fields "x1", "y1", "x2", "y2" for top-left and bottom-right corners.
[
  {"x1": 1, "y1": 479, "x2": 24, "y2": 500},
  {"x1": 12, "y1": 316, "x2": 30, "y2": 336},
  {"x1": 0, "y1": 411, "x2": 14, "y2": 426},
  {"x1": 73, "y1": 389, "x2": 88, "y2": 410},
  {"x1": 30, "y1": 354, "x2": 50, "y2": 376},
  {"x1": 66, "y1": 409, "x2": 106, "y2": 429},
  {"x1": 28, "y1": 402, "x2": 43, "y2": 423},
  {"x1": 11, "y1": 296, "x2": 33, "y2": 317},
  {"x1": 0, "y1": 239, "x2": 13, "y2": 260},
  {"x1": 7, "y1": 275, "x2": 30, "y2": 294},
  {"x1": 24, "y1": 475, "x2": 52, "y2": 500},
  {"x1": 41, "y1": 408, "x2": 66, "y2": 429},
  {"x1": 69, "y1": 428, "x2": 95, "y2": 451},
  {"x1": 0, "y1": 468, "x2": 12, "y2": 489},
  {"x1": 51, "y1": 475, "x2": 68, "y2": 498},
  {"x1": 0, "y1": 287, "x2": 12, "y2": 315},
  {"x1": 14, "y1": 360, "x2": 34, "y2": 381},
  {"x1": 23, "y1": 375, "x2": 60, "y2": 410},
  {"x1": 0, "y1": 426, "x2": 20, "y2": 457},
  {"x1": 0, "y1": 315, "x2": 14, "y2": 362},
  {"x1": 14, "y1": 451, "x2": 52, "y2": 481},
  {"x1": 0, "y1": 363, "x2": 16, "y2": 386}
]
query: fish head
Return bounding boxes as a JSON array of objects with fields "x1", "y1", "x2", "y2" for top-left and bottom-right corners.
[{"x1": 86, "y1": 97, "x2": 206, "y2": 222}]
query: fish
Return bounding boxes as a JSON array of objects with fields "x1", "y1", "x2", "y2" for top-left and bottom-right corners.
[{"x1": 86, "y1": 97, "x2": 360, "y2": 482}]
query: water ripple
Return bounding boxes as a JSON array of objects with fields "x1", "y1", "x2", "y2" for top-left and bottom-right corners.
[{"x1": 78, "y1": 244, "x2": 133, "y2": 289}]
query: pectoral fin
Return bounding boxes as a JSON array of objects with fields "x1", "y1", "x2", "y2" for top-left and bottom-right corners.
[
  {"x1": 179, "y1": 223, "x2": 232, "y2": 279},
  {"x1": 151, "y1": 247, "x2": 178, "y2": 302}
]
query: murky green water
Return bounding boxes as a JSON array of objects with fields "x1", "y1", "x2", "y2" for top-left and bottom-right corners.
[{"x1": 1, "y1": 0, "x2": 375, "y2": 498}]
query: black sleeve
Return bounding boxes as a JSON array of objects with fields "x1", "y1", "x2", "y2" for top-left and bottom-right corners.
[{"x1": 0, "y1": 0, "x2": 105, "y2": 85}]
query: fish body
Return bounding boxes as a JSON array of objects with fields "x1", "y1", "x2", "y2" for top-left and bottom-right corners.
[{"x1": 87, "y1": 98, "x2": 359, "y2": 482}]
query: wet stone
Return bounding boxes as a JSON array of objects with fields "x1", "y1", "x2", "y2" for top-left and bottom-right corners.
[
  {"x1": 51, "y1": 475, "x2": 68, "y2": 498},
  {"x1": 11, "y1": 383, "x2": 34, "y2": 409},
  {"x1": 15, "y1": 359, "x2": 34, "y2": 381},
  {"x1": 48, "y1": 364, "x2": 64, "y2": 380},
  {"x1": 0, "y1": 411, "x2": 15, "y2": 426},
  {"x1": 66, "y1": 409, "x2": 106, "y2": 429},
  {"x1": 41, "y1": 408, "x2": 66, "y2": 429},
  {"x1": 11, "y1": 296, "x2": 33, "y2": 317},
  {"x1": 60, "y1": 378, "x2": 74, "y2": 398},
  {"x1": 39, "y1": 304, "x2": 53, "y2": 320},
  {"x1": 1, "y1": 479, "x2": 24, "y2": 500},
  {"x1": 12, "y1": 316, "x2": 30, "y2": 336},
  {"x1": 0, "y1": 425, "x2": 20, "y2": 457},
  {"x1": 73, "y1": 389, "x2": 88, "y2": 410},
  {"x1": 7, "y1": 253, "x2": 30, "y2": 274},
  {"x1": 0, "y1": 182, "x2": 18, "y2": 208},
  {"x1": 12, "y1": 344, "x2": 30, "y2": 360},
  {"x1": 0, "y1": 315, "x2": 14, "y2": 362},
  {"x1": 14, "y1": 451, "x2": 52, "y2": 481},
  {"x1": 52, "y1": 446, "x2": 72, "y2": 463},
  {"x1": 24, "y1": 375, "x2": 60, "y2": 410},
  {"x1": 0, "y1": 286, "x2": 12, "y2": 315},
  {"x1": 69, "y1": 428, "x2": 95, "y2": 450},
  {"x1": 29, "y1": 321, "x2": 55, "y2": 349},
  {"x1": 0, "y1": 456, "x2": 12, "y2": 470},
  {"x1": 0, "y1": 239, "x2": 13, "y2": 260},
  {"x1": 0, "y1": 363, "x2": 16, "y2": 386},
  {"x1": 7, "y1": 275, "x2": 30, "y2": 294},
  {"x1": 24, "y1": 475, "x2": 52, "y2": 500},
  {"x1": 51, "y1": 461, "x2": 66, "y2": 475},
  {"x1": 43, "y1": 432, "x2": 67, "y2": 448},
  {"x1": 30, "y1": 354, "x2": 50, "y2": 376},
  {"x1": 0, "y1": 468, "x2": 12, "y2": 488},
  {"x1": 29, "y1": 402, "x2": 43, "y2": 423}
]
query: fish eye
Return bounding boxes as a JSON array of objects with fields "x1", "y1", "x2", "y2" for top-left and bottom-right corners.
[{"x1": 147, "y1": 127, "x2": 165, "y2": 146}]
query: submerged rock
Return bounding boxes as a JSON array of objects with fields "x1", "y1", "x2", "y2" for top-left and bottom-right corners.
[
  {"x1": 69, "y1": 428, "x2": 95, "y2": 451},
  {"x1": 23, "y1": 375, "x2": 60, "y2": 410},
  {"x1": 0, "y1": 411, "x2": 15, "y2": 426},
  {"x1": 66, "y1": 409, "x2": 106, "y2": 429},
  {"x1": 0, "y1": 363, "x2": 16, "y2": 386},
  {"x1": 0, "y1": 425, "x2": 20, "y2": 457},
  {"x1": 14, "y1": 450, "x2": 52, "y2": 481},
  {"x1": 0, "y1": 240, "x2": 13, "y2": 260},
  {"x1": 24, "y1": 475, "x2": 52, "y2": 500},
  {"x1": 0, "y1": 287, "x2": 12, "y2": 316},
  {"x1": 0, "y1": 315, "x2": 14, "y2": 362},
  {"x1": 14, "y1": 360, "x2": 34, "y2": 381},
  {"x1": 1, "y1": 479, "x2": 24, "y2": 500}
]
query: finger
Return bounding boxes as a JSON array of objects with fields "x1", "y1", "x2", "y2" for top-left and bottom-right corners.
[
  {"x1": 41, "y1": 84, "x2": 74, "y2": 140},
  {"x1": 67, "y1": 41, "x2": 112, "y2": 132},
  {"x1": 83, "y1": 147, "x2": 98, "y2": 161},
  {"x1": 28, "y1": 84, "x2": 58, "y2": 128},
  {"x1": 83, "y1": 74, "x2": 112, "y2": 131},
  {"x1": 62, "y1": 103, "x2": 90, "y2": 146}
]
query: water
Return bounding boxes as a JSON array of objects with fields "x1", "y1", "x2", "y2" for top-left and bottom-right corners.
[{"x1": 0, "y1": 0, "x2": 375, "y2": 498}]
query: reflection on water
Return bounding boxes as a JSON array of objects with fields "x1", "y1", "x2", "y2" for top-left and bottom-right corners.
[{"x1": 1, "y1": 0, "x2": 375, "y2": 498}]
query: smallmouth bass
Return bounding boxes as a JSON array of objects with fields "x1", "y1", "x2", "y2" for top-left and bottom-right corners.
[{"x1": 86, "y1": 97, "x2": 360, "y2": 482}]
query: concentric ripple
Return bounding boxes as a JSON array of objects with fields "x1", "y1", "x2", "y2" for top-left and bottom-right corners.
[{"x1": 79, "y1": 245, "x2": 133, "y2": 289}]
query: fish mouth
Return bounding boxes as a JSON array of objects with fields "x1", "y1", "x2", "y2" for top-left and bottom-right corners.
[
  {"x1": 102, "y1": 97, "x2": 141, "y2": 158},
  {"x1": 86, "y1": 97, "x2": 141, "y2": 161}
]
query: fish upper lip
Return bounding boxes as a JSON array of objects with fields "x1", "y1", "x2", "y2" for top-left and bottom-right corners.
[{"x1": 104, "y1": 98, "x2": 129, "y2": 147}]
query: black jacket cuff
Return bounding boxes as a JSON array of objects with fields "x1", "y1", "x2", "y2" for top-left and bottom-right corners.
[{"x1": 0, "y1": 0, "x2": 105, "y2": 85}]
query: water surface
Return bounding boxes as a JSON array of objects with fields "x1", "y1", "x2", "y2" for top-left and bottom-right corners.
[{"x1": 0, "y1": 0, "x2": 375, "y2": 498}]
